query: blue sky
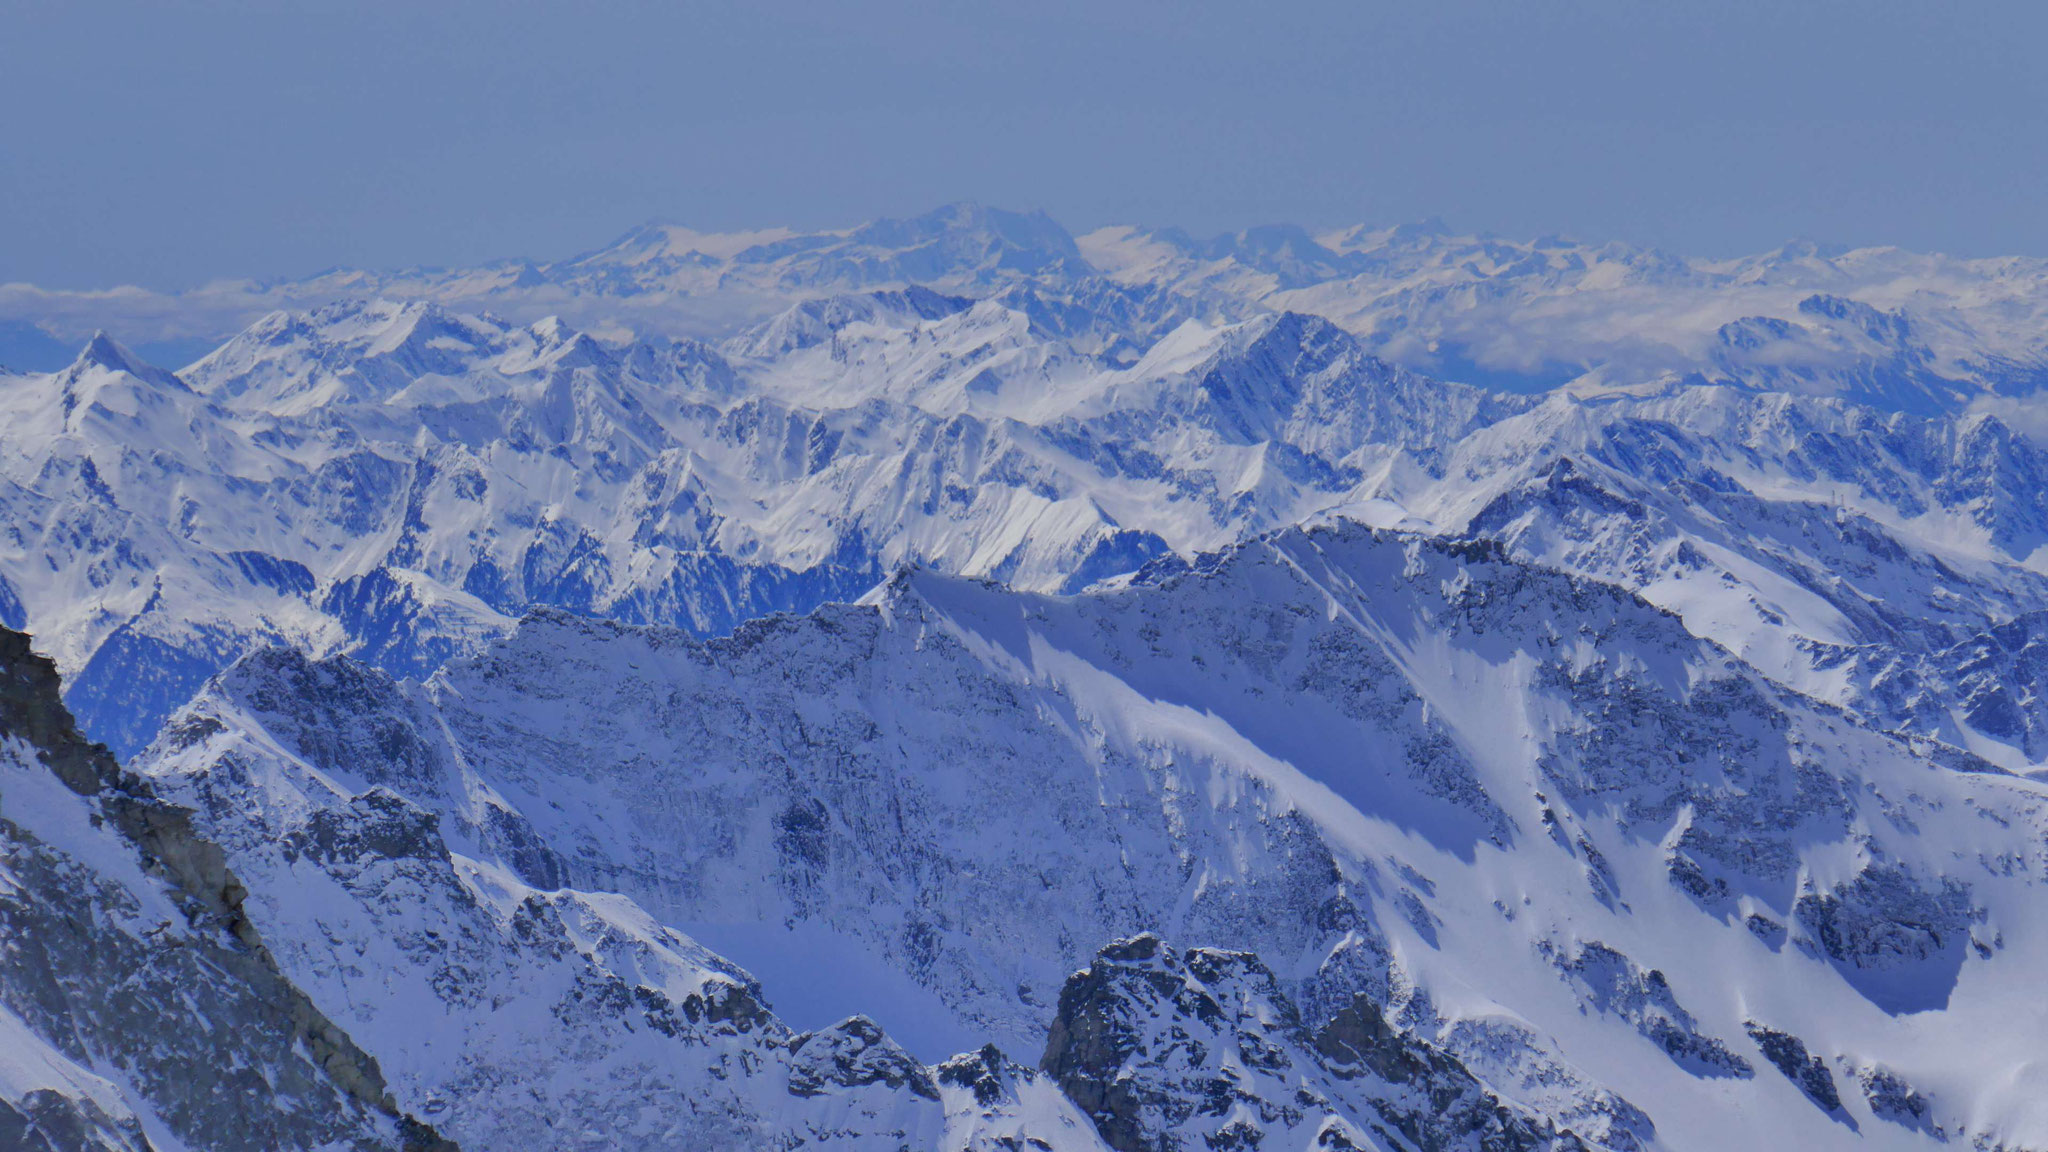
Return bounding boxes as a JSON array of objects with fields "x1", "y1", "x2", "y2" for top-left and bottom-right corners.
[{"x1": 5, "y1": 0, "x2": 2045, "y2": 289}]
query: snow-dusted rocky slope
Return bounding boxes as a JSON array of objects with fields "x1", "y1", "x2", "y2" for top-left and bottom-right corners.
[
  {"x1": 0, "y1": 626, "x2": 454, "y2": 1152},
  {"x1": 0, "y1": 622, "x2": 1136, "y2": 1152},
  {"x1": 137, "y1": 523, "x2": 2048, "y2": 1150},
  {"x1": 0, "y1": 297, "x2": 1521, "y2": 754},
  {"x1": 10, "y1": 271, "x2": 2048, "y2": 769},
  {"x1": 1414, "y1": 383, "x2": 2048, "y2": 769}
]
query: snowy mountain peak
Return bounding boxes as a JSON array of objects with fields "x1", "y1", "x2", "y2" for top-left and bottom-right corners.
[
  {"x1": 579, "y1": 218, "x2": 809, "y2": 264},
  {"x1": 110, "y1": 510, "x2": 2048, "y2": 1148},
  {"x1": 68, "y1": 330, "x2": 187, "y2": 391},
  {"x1": 842, "y1": 201, "x2": 1087, "y2": 273}
]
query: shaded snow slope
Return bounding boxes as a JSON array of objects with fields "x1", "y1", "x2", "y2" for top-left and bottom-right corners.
[{"x1": 140, "y1": 523, "x2": 2048, "y2": 1150}]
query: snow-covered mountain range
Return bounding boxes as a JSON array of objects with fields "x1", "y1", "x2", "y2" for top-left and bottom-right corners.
[
  {"x1": 11, "y1": 202, "x2": 2048, "y2": 409},
  {"x1": 7, "y1": 204, "x2": 2048, "y2": 1150}
]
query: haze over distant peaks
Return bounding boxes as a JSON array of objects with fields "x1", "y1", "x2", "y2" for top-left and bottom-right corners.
[{"x1": 6, "y1": 202, "x2": 2047, "y2": 413}]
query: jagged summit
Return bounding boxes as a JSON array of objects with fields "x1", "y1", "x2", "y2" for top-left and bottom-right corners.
[{"x1": 68, "y1": 329, "x2": 188, "y2": 390}]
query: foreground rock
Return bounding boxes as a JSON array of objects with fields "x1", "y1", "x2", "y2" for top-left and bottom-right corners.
[{"x1": 0, "y1": 627, "x2": 453, "y2": 1152}]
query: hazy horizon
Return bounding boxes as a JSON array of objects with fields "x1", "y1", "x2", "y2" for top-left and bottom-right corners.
[
  {"x1": 7, "y1": 1, "x2": 2047, "y2": 292},
  {"x1": 3, "y1": 199, "x2": 1924, "y2": 295}
]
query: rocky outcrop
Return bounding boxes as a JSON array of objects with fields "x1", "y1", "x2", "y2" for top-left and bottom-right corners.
[
  {"x1": 1041, "y1": 934, "x2": 1585, "y2": 1152},
  {"x1": 788, "y1": 1016, "x2": 941, "y2": 1101},
  {"x1": 1744, "y1": 1023, "x2": 1843, "y2": 1115},
  {"x1": 1544, "y1": 942, "x2": 1752, "y2": 1079},
  {"x1": 1854, "y1": 1064, "x2": 1937, "y2": 1134},
  {"x1": 0, "y1": 626, "x2": 456, "y2": 1152}
]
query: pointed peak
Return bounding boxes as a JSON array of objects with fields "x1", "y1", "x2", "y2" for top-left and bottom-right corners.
[
  {"x1": 245, "y1": 307, "x2": 302, "y2": 335},
  {"x1": 529, "y1": 315, "x2": 574, "y2": 343},
  {"x1": 1229, "y1": 309, "x2": 1352, "y2": 357},
  {"x1": 70, "y1": 331, "x2": 188, "y2": 389},
  {"x1": 383, "y1": 297, "x2": 451, "y2": 326},
  {"x1": 81, "y1": 330, "x2": 133, "y2": 369},
  {"x1": 362, "y1": 299, "x2": 506, "y2": 356},
  {"x1": 530, "y1": 317, "x2": 614, "y2": 370}
]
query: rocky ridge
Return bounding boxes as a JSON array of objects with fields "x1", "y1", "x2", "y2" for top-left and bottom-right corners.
[
  {"x1": 128, "y1": 521, "x2": 2048, "y2": 1149},
  {"x1": 0, "y1": 626, "x2": 454, "y2": 1152}
]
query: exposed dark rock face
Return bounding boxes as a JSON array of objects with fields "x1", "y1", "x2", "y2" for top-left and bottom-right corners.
[
  {"x1": 939, "y1": 1045, "x2": 1033, "y2": 1108},
  {"x1": 1856, "y1": 1064, "x2": 1937, "y2": 1133},
  {"x1": 1041, "y1": 933, "x2": 1586, "y2": 1152},
  {"x1": 1937, "y1": 611, "x2": 2048, "y2": 761},
  {"x1": 0, "y1": 626, "x2": 456, "y2": 1152},
  {"x1": 1545, "y1": 942, "x2": 1752, "y2": 1079},
  {"x1": 1744, "y1": 1022, "x2": 1842, "y2": 1115},
  {"x1": 1743, "y1": 913, "x2": 1787, "y2": 948},
  {"x1": 1313, "y1": 995, "x2": 1591, "y2": 1152},
  {"x1": 1793, "y1": 863, "x2": 1982, "y2": 1013},
  {"x1": 0, "y1": 1090, "x2": 152, "y2": 1152},
  {"x1": 1795, "y1": 864, "x2": 1979, "y2": 970},
  {"x1": 934, "y1": 1042, "x2": 1105, "y2": 1151},
  {"x1": 788, "y1": 1016, "x2": 942, "y2": 1101}
]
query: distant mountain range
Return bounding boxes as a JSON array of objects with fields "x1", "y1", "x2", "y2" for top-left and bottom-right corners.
[{"x1": 9, "y1": 202, "x2": 2048, "y2": 410}]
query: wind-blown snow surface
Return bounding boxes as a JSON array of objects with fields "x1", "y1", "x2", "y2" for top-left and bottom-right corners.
[{"x1": 140, "y1": 524, "x2": 2048, "y2": 1150}]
